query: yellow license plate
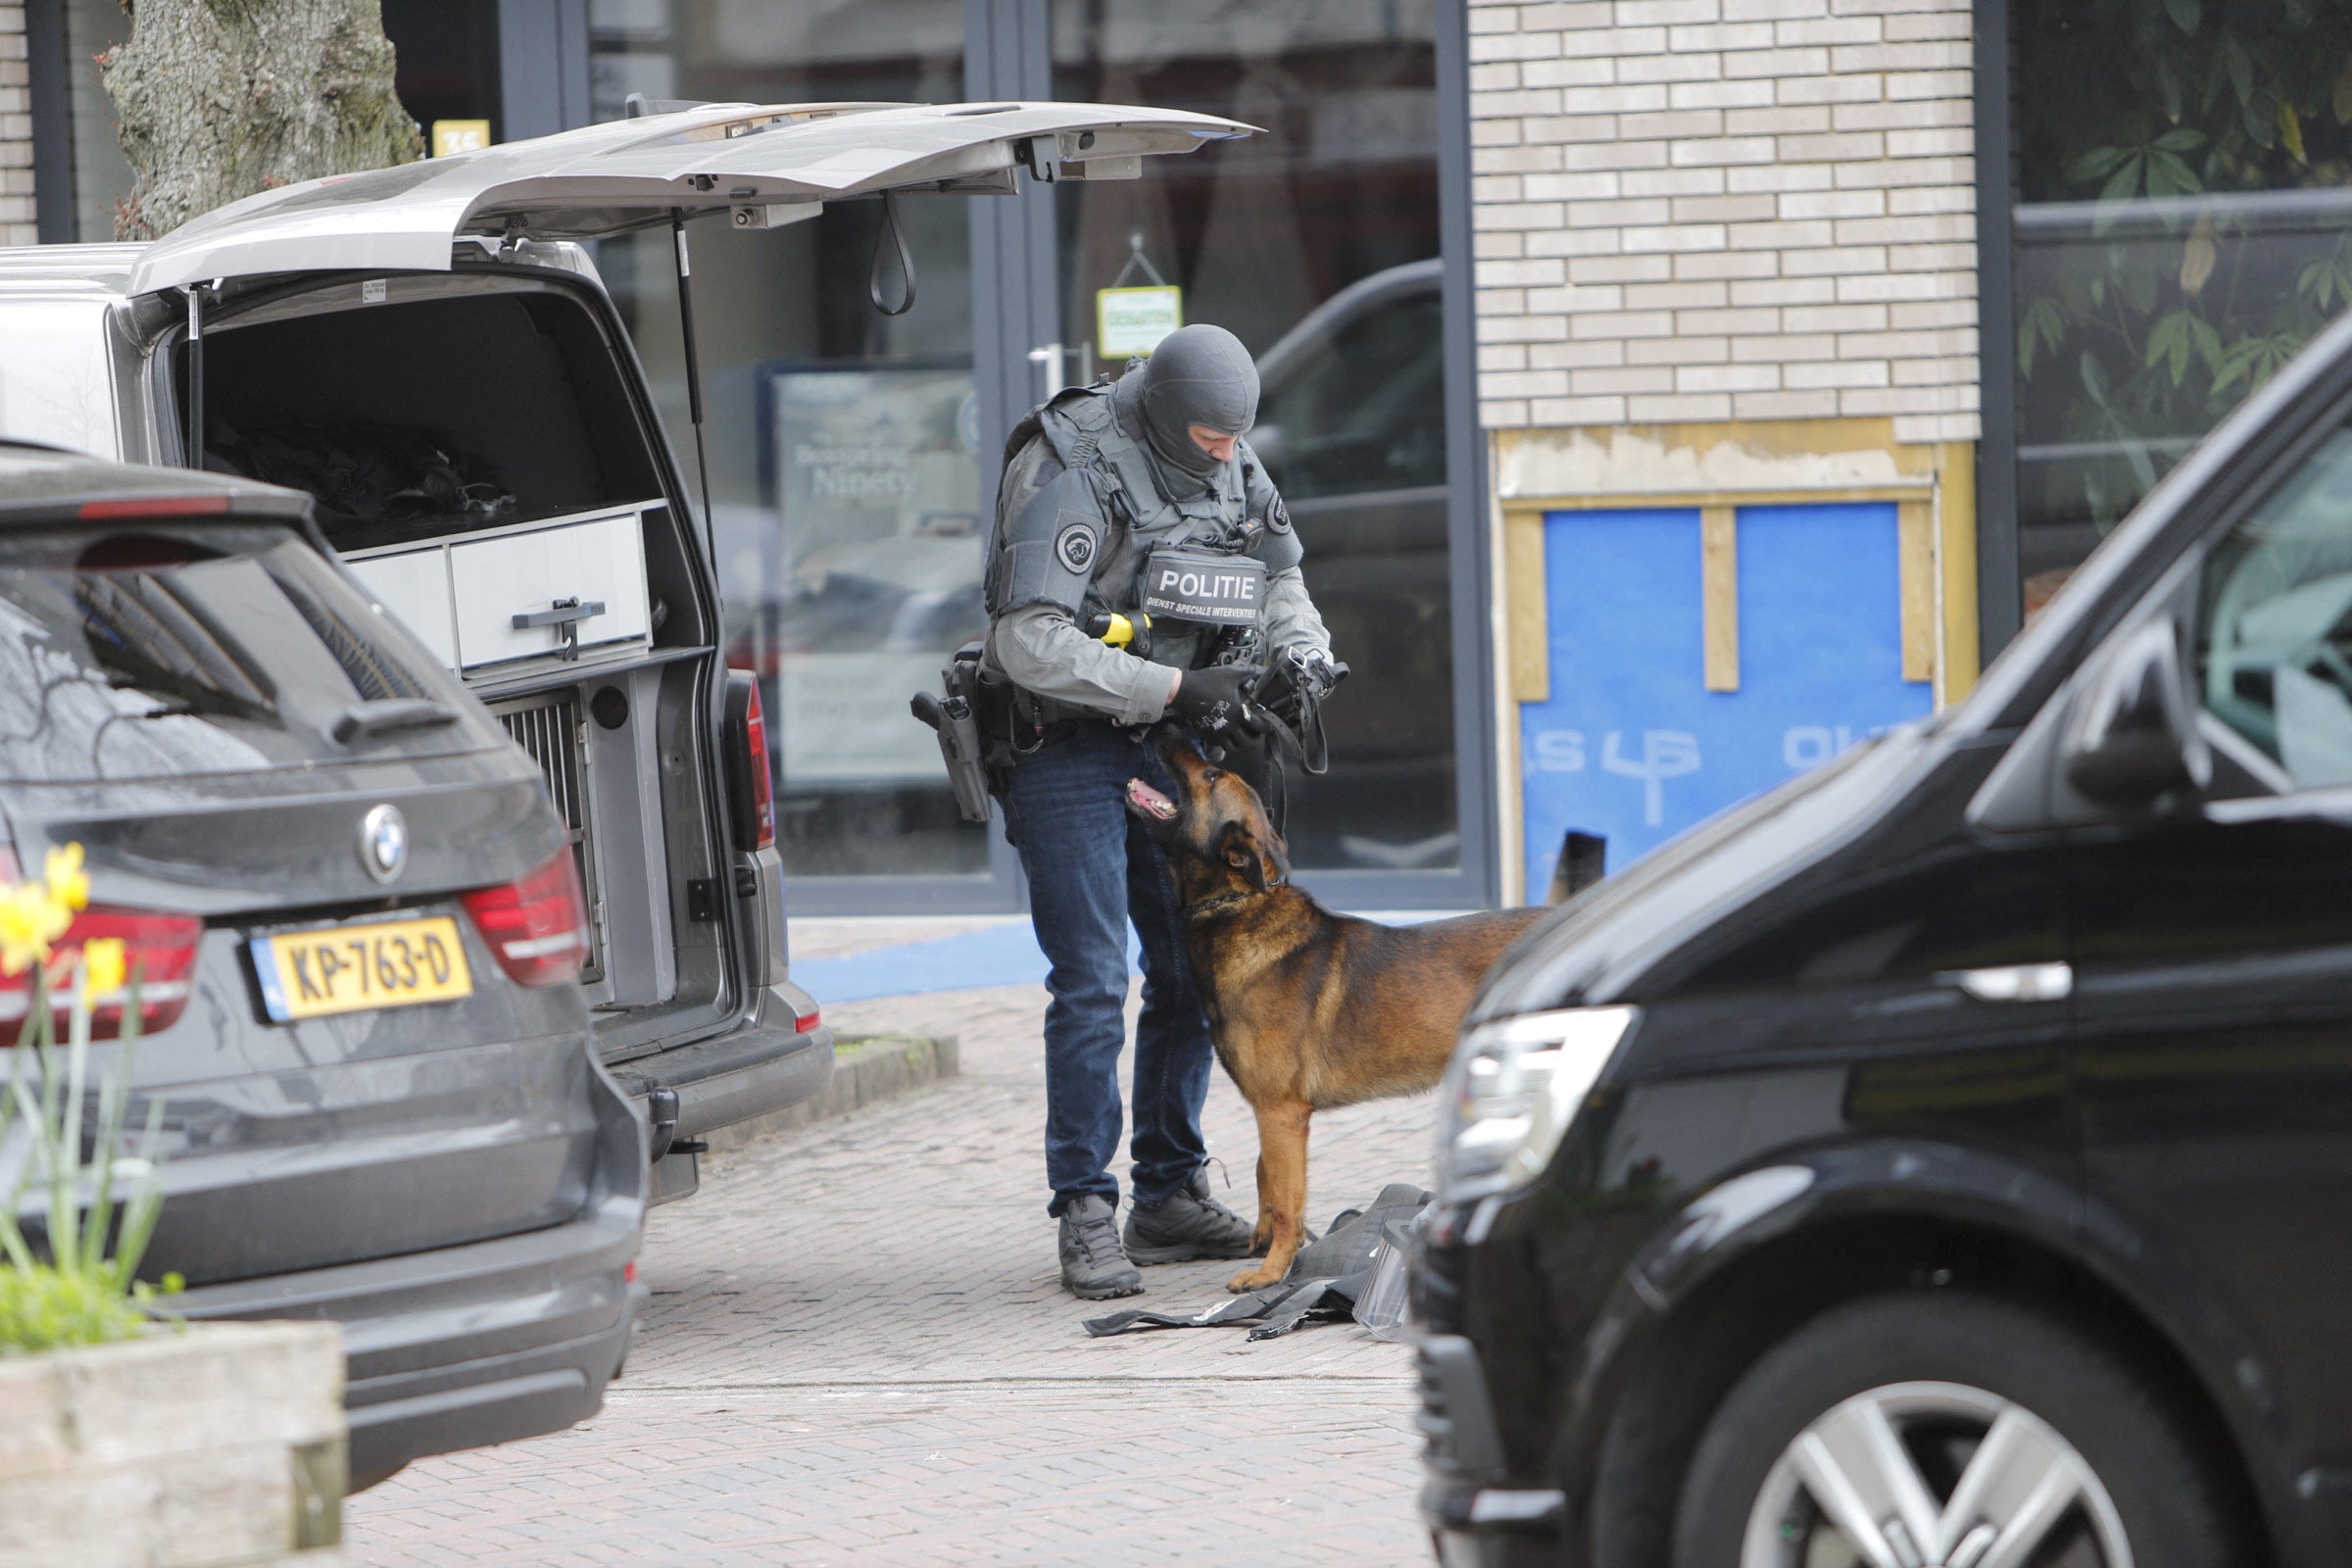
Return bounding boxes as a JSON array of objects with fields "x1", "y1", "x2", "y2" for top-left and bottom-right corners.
[{"x1": 251, "y1": 916, "x2": 473, "y2": 1021}]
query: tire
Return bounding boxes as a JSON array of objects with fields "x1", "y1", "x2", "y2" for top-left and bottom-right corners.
[{"x1": 1671, "y1": 1291, "x2": 2235, "y2": 1568}]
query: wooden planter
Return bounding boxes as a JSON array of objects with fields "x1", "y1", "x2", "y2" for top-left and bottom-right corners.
[{"x1": 0, "y1": 1321, "x2": 345, "y2": 1567}]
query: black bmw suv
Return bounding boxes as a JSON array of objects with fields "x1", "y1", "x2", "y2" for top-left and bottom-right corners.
[{"x1": 1416, "y1": 300, "x2": 2352, "y2": 1563}]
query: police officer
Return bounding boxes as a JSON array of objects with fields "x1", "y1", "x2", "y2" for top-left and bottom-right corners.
[{"x1": 983, "y1": 323, "x2": 1337, "y2": 1299}]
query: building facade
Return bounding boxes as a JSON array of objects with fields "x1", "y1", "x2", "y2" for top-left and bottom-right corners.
[
  {"x1": 1, "y1": 2, "x2": 30, "y2": 247},
  {"x1": 1467, "y1": 0, "x2": 1981, "y2": 898},
  {"x1": 3, "y1": 0, "x2": 2318, "y2": 910}
]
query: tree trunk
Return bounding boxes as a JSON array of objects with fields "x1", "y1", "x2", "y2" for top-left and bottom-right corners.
[{"x1": 102, "y1": 0, "x2": 423, "y2": 241}]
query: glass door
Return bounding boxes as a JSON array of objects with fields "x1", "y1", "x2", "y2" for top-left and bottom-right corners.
[
  {"x1": 592, "y1": 0, "x2": 1015, "y2": 910},
  {"x1": 1046, "y1": 1, "x2": 1476, "y2": 889}
]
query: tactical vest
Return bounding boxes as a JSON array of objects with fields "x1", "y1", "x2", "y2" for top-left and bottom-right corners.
[{"x1": 986, "y1": 382, "x2": 1298, "y2": 673}]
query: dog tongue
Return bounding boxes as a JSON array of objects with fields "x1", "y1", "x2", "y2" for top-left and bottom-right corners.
[{"x1": 1126, "y1": 779, "x2": 1176, "y2": 819}]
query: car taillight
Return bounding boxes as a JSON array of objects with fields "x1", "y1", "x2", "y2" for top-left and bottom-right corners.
[
  {"x1": 75, "y1": 495, "x2": 230, "y2": 520},
  {"x1": 0, "y1": 908, "x2": 202, "y2": 1046},
  {"x1": 461, "y1": 850, "x2": 590, "y2": 987},
  {"x1": 740, "y1": 677, "x2": 776, "y2": 852}
]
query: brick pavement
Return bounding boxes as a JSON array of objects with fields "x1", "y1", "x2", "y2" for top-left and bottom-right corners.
[{"x1": 345, "y1": 972, "x2": 1441, "y2": 1568}]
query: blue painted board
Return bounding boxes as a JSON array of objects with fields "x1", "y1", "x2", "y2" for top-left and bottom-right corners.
[{"x1": 1519, "y1": 502, "x2": 1930, "y2": 890}]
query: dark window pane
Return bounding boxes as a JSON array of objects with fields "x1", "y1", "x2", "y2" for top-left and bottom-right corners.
[
  {"x1": 384, "y1": 0, "x2": 504, "y2": 143},
  {"x1": 1257, "y1": 283, "x2": 1447, "y2": 500},
  {"x1": 2009, "y1": 0, "x2": 2352, "y2": 615}
]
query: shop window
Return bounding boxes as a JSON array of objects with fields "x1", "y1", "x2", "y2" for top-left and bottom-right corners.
[
  {"x1": 1051, "y1": 1, "x2": 1454, "y2": 872},
  {"x1": 589, "y1": 1, "x2": 984, "y2": 882}
]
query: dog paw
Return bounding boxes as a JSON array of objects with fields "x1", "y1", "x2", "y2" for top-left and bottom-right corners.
[{"x1": 1226, "y1": 1267, "x2": 1282, "y2": 1293}]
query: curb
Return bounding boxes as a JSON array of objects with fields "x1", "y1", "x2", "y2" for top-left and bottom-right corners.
[{"x1": 700, "y1": 1034, "x2": 960, "y2": 1153}]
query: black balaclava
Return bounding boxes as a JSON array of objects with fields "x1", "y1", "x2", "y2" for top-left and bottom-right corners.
[{"x1": 1112, "y1": 324, "x2": 1259, "y2": 494}]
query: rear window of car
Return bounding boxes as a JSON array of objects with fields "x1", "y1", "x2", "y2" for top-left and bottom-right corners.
[{"x1": 0, "y1": 522, "x2": 477, "y2": 782}]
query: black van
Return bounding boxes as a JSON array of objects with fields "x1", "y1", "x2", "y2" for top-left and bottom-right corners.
[{"x1": 1413, "y1": 310, "x2": 2352, "y2": 1564}]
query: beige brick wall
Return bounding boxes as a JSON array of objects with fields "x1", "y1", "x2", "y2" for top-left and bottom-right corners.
[
  {"x1": 1467, "y1": 0, "x2": 1979, "y2": 445},
  {"x1": 0, "y1": 3, "x2": 30, "y2": 246}
]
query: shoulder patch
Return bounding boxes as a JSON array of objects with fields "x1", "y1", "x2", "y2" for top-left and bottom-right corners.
[
  {"x1": 1267, "y1": 495, "x2": 1293, "y2": 534},
  {"x1": 1055, "y1": 519, "x2": 1099, "y2": 572}
]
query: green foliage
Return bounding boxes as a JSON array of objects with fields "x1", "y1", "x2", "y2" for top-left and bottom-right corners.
[
  {"x1": 2299, "y1": 249, "x2": 2352, "y2": 311},
  {"x1": 2068, "y1": 126, "x2": 2207, "y2": 216},
  {"x1": 2012, "y1": 0, "x2": 2352, "y2": 530},
  {"x1": 2018, "y1": 296, "x2": 2068, "y2": 380},
  {"x1": 2145, "y1": 306, "x2": 2224, "y2": 385},
  {"x1": 0, "y1": 954, "x2": 174, "y2": 1356},
  {"x1": 2212, "y1": 325, "x2": 2307, "y2": 392},
  {"x1": 0, "y1": 1264, "x2": 151, "y2": 1355}
]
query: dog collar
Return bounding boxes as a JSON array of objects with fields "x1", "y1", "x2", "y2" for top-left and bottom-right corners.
[{"x1": 1182, "y1": 884, "x2": 1285, "y2": 922}]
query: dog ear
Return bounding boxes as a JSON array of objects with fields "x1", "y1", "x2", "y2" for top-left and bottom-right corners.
[
  {"x1": 1263, "y1": 822, "x2": 1291, "y2": 885},
  {"x1": 1247, "y1": 797, "x2": 1292, "y2": 886},
  {"x1": 1217, "y1": 820, "x2": 1271, "y2": 892}
]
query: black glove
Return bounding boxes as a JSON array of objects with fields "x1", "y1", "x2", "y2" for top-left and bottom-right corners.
[{"x1": 1169, "y1": 664, "x2": 1268, "y2": 736}]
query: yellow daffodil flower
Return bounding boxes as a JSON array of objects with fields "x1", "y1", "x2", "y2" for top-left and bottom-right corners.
[
  {"x1": 0, "y1": 888, "x2": 48, "y2": 976},
  {"x1": 42, "y1": 844, "x2": 88, "y2": 914},
  {"x1": 0, "y1": 880, "x2": 72, "y2": 977},
  {"x1": 80, "y1": 938, "x2": 126, "y2": 998},
  {"x1": 0, "y1": 842, "x2": 89, "y2": 978}
]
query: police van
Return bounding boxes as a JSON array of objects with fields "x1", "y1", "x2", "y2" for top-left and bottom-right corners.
[{"x1": 0, "y1": 101, "x2": 1246, "y2": 1199}]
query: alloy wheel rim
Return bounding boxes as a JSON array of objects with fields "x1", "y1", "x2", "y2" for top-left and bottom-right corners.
[{"x1": 1740, "y1": 1381, "x2": 2133, "y2": 1568}]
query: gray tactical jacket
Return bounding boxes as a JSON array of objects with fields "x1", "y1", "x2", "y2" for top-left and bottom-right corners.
[{"x1": 982, "y1": 381, "x2": 1331, "y2": 725}]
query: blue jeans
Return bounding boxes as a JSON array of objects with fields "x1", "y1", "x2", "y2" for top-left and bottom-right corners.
[{"x1": 1002, "y1": 723, "x2": 1212, "y2": 1216}]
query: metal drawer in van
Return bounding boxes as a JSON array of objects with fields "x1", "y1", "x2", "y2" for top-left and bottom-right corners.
[
  {"x1": 347, "y1": 509, "x2": 652, "y2": 673},
  {"x1": 350, "y1": 545, "x2": 460, "y2": 667}
]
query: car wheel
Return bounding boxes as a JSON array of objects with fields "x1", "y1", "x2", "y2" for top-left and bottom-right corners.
[{"x1": 1671, "y1": 1291, "x2": 2233, "y2": 1568}]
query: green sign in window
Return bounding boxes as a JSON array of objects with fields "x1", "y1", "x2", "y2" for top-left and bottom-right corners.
[{"x1": 1097, "y1": 285, "x2": 1184, "y2": 359}]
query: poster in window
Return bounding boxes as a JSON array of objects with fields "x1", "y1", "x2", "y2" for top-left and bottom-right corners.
[{"x1": 768, "y1": 365, "x2": 985, "y2": 789}]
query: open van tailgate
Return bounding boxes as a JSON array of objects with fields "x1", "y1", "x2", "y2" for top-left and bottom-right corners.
[{"x1": 129, "y1": 101, "x2": 1251, "y2": 294}]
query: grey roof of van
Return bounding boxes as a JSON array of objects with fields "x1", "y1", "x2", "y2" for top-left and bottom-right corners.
[
  {"x1": 0, "y1": 244, "x2": 146, "y2": 293},
  {"x1": 0, "y1": 440, "x2": 314, "y2": 525}
]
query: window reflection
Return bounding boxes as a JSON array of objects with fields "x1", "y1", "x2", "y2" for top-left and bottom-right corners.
[
  {"x1": 590, "y1": 1, "x2": 986, "y2": 879},
  {"x1": 1254, "y1": 261, "x2": 1447, "y2": 501},
  {"x1": 1051, "y1": 0, "x2": 1457, "y2": 871},
  {"x1": 2010, "y1": 0, "x2": 2352, "y2": 613}
]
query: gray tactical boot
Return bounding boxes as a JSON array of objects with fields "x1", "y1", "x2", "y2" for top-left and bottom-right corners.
[
  {"x1": 1123, "y1": 1166, "x2": 1255, "y2": 1264},
  {"x1": 1057, "y1": 1194, "x2": 1143, "y2": 1299}
]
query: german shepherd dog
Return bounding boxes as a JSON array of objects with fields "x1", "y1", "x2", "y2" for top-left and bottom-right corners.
[{"x1": 1125, "y1": 736, "x2": 1548, "y2": 1291}]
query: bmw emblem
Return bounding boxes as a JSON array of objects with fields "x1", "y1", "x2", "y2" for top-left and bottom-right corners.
[{"x1": 361, "y1": 804, "x2": 408, "y2": 885}]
